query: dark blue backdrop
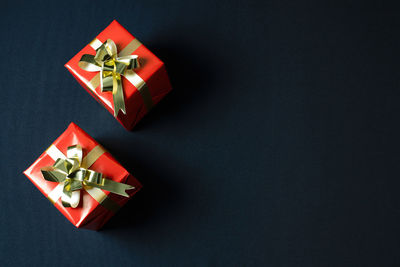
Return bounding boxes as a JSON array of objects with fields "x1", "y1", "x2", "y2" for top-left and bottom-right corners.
[{"x1": 1, "y1": 0, "x2": 400, "y2": 266}]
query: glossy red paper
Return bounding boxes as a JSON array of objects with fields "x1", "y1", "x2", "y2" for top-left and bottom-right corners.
[
  {"x1": 23, "y1": 123, "x2": 142, "y2": 230},
  {"x1": 65, "y1": 20, "x2": 172, "y2": 130}
]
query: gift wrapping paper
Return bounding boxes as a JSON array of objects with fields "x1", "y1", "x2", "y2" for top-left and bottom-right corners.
[
  {"x1": 65, "y1": 20, "x2": 172, "y2": 130},
  {"x1": 23, "y1": 122, "x2": 142, "y2": 230}
]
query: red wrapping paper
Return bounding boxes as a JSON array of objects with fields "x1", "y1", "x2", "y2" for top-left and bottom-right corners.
[
  {"x1": 23, "y1": 123, "x2": 142, "y2": 230},
  {"x1": 65, "y1": 20, "x2": 172, "y2": 130}
]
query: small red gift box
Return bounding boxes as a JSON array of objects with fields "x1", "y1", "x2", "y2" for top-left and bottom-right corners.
[
  {"x1": 23, "y1": 123, "x2": 142, "y2": 230},
  {"x1": 65, "y1": 20, "x2": 172, "y2": 130}
]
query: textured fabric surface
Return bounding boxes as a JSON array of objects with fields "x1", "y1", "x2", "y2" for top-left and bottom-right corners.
[{"x1": 1, "y1": 0, "x2": 400, "y2": 266}]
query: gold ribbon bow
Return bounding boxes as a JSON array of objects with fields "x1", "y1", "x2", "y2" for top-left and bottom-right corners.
[
  {"x1": 41, "y1": 144, "x2": 134, "y2": 208},
  {"x1": 79, "y1": 39, "x2": 140, "y2": 117}
]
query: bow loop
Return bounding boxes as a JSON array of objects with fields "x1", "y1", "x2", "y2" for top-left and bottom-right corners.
[
  {"x1": 94, "y1": 39, "x2": 116, "y2": 63},
  {"x1": 78, "y1": 55, "x2": 102, "y2": 72},
  {"x1": 52, "y1": 158, "x2": 69, "y2": 174},
  {"x1": 41, "y1": 166, "x2": 67, "y2": 183},
  {"x1": 84, "y1": 169, "x2": 104, "y2": 186},
  {"x1": 63, "y1": 178, "x2": 83, "y2": 197},
  {"x1": 79, "y1": 39, "x2": 141, "y2": 117},
  {"x1": 116, "y1": 55, "x2": 139, "y2": 70},
  {"x1": 41, "y1": 144, "x2": 134, "y2": 208}
]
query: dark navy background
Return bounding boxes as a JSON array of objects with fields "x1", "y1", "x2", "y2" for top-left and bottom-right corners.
[{"x1": 1, "y1": 0, "x2": 400, "y2": 266}]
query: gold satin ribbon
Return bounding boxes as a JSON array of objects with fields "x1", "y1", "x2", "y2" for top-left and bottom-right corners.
[
  {"x1": 42, "y1": 144, "x2": 134, "y2": 211},
  {"x1": 79, "y1": 38, "x2": 153, "y2": 117}
]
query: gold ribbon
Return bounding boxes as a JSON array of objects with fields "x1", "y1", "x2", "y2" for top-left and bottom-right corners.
[
  {"x1": 79, "y1": 39, "x2": 153, "y2": 117},
  {"x1": 41, "y1": 144, "x2": 134, "y2": 209}
]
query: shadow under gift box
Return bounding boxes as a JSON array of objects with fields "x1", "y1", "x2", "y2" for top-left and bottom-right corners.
[
  {"x1": 65, "y1": 20, "x2": 172, "y2": 130},
  {"x1": 23, "y1": 123, "x2": 142, "y2": 230}
]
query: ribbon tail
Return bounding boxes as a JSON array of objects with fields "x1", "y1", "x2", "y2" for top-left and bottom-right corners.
[
  {"x1": 41, "y1": 166, "x2": 67, "y2": 183},
  {"x1": 93, "y1": 178, "x2": 135, "y2": 197},
  {"x1": 113, "y1": 77, "x2": 126, "y2": 117}
]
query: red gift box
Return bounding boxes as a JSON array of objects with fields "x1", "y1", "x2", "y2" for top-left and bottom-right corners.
[
  {"x1": 65, "y1": 20, "x2": 172, "y2": 130},
  {"x1": 23, "y1": 123, "x2": 142, "y2": 230}
]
